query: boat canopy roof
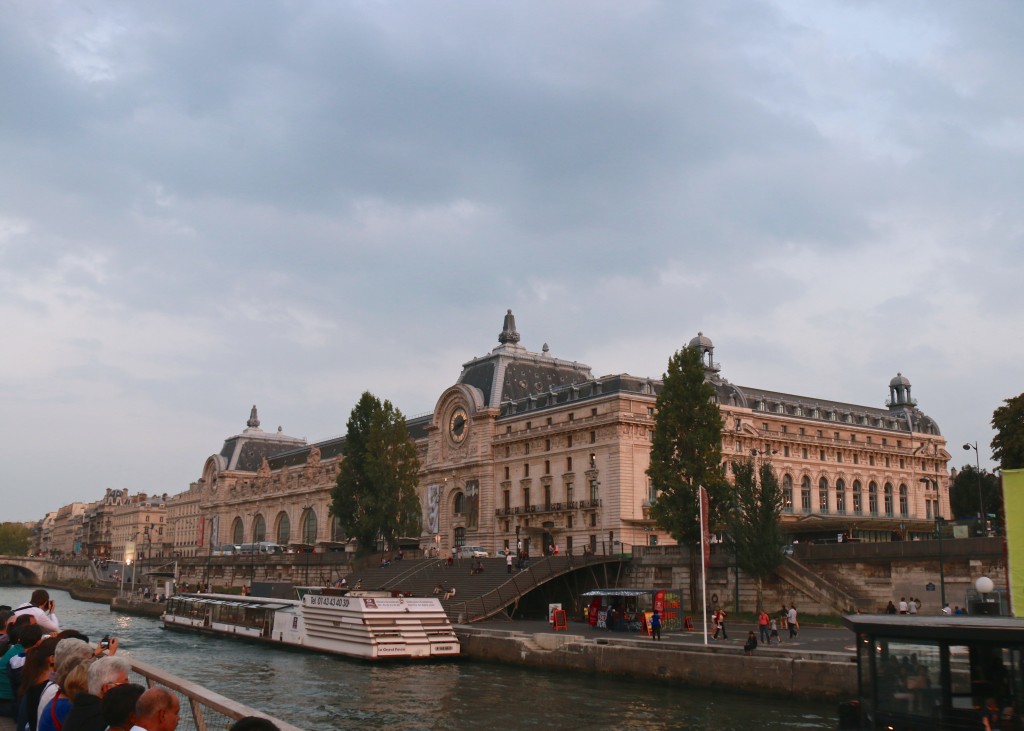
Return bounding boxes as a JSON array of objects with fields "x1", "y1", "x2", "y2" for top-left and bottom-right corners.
[
  {"x1": 842, "y1": 613, "x2": 1024, "y2": 643},
  {"x1": 175, "y1": 594, "x2": 294, "y2": 611}
]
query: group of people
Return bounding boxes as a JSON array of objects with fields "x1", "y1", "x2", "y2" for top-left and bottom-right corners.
[
  {"x1": 1, "y1": 589, "x2": 281, "y2": 731},
  {"x1": 885, "y1": 597, "x2": 923, "y2": 615},
  {"x1": 433, "y1": 583, "x2": 457, "y2": 601}
]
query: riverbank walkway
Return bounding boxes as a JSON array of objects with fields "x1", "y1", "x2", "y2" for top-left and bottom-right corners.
[{"x1": 465, "y1": 617, "x2": 858, "y2": 657}]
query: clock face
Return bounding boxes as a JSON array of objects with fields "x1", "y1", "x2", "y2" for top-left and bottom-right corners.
[{"x1": 449, "y1": 407, "x2": 469, "y2": 443}]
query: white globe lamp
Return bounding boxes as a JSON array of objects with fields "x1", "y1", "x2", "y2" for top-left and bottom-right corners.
[{"x1": 976, "y1": 576, "x2": 994, "y2": 594}]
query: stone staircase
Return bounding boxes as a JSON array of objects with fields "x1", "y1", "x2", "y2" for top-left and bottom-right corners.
[{"x1": 776, "y1": 555, "x2": 873, "y2": 613}]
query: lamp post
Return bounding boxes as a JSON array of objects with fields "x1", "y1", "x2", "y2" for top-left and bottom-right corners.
[
  {"x1": 302, "y1": 504, "x2": 313, "y2": 586},
  {"x1": 921, "y1": 477, "x2": 945, "y2": 607},
  {"x1": 246, "y1": 509, "x2": 259, "y2": 591},
  {"x1": 963, "y1": 442, "x2": 986, "y2": 536}
]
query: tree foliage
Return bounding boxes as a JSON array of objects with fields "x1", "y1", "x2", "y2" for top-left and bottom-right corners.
[
  {"x1": 0, "y1": 523, "x2": 31, "y2": 556},
  {"x1": 647, "y1": 345, "x2": 728, "y2": 546},
  {"x1": 331, "y1": 392, "x2": 422, "y2": 555},
  {"x1": 949, "y1": 464, "x2": 1003, "y2": 532},
  {"x1": 992, "y1": 392, "x2": 1024, "y2": 470},
  {"x1": 727, "y1": 459, "x2": 785, "y2": 609}
]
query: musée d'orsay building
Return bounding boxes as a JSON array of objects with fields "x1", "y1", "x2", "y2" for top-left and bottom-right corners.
[{"x1": 166, "y1": 311, "x2": 951, "y2": 558}]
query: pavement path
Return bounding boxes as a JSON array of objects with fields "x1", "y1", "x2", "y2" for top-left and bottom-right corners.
[{"x1": 468, "y1": 618, "x2": 858, "y2": 657}]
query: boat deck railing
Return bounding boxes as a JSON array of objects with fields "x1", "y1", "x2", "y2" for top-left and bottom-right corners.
[{"x1": 129, "y1": 657, "x2": 304, "y2": 731}]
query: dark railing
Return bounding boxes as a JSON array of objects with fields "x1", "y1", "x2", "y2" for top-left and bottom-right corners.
[
  {"x1": 449, "y1": 552, "x2": 625, "y2": 622},
  {"x1": 494, "y1": 499, "x2": 599, "y2": 517}
]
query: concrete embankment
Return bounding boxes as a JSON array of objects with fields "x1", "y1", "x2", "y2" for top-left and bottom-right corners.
[
  {"x1": 110, "y1": 596, "x2": 165, "y2": 617},
  {"x1": 456, "y1": 626, "x2": 856, "y2": 701}
]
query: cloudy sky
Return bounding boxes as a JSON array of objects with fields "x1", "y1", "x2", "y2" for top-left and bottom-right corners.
[{"x1": 3, "y1": 1, "x2": 1021, "y2": 523}]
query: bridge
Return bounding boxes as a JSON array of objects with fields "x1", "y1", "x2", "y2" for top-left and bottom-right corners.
[{"x1": 0, "y1": 556, "x2": 95, "y2": 586}]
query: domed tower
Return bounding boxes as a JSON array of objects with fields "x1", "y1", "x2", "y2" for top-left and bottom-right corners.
[
  {"x1": 688, "y1": 332, "x2": 720, "y2": 375},
  {"x1": 887, "y1": 372, "x2": 915, "y2": 410}
]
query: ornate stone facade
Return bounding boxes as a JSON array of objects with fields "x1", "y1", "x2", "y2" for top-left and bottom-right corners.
[{"x1": 165, "y1": 313, "x2": 952, "y2": 557}]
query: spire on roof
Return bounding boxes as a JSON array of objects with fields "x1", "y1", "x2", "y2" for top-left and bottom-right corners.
[
  {"x1": 247, "y1": 404, "x2": 260, "y2": 429},
  {"x1": 498, "y1": 309, "x2": 520, "y2": 345}
]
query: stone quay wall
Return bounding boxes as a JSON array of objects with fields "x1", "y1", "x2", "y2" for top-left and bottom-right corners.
[{"x1": 457, "y1": 628, "x2": 856, "y2": 701}]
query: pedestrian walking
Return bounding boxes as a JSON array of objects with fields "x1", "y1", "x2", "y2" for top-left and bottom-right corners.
[
  {"x1": 787, "y1": 604, "x2": 799, "y2": 638},
  {"x1": 769, "y1": 618, "x2": 780, "y2": 644},
  {"x1": 506, "y1": 552, "x2": 513, "y2": 574},
  {"x1": 650, "y1": 609, "x2": 661, "y2": 641},
  {"x1": 758, "y1": 609, "x2": 770, "y2": 645}
]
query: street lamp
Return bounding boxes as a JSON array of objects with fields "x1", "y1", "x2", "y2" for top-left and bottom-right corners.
[
  {"x1": 302, "y1": 504, "x2": 313, "y2": 586},
  {"x1": 963, "y1": 442, "x2": 986, "y2": 535},
  {"x1": 921, "y1": 477, "x2": 945, "y2": 607}
]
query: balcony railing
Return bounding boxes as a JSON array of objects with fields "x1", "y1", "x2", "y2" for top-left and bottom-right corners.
[{"x1": 494, "y1": 498, "x2": 601, "y2": 517}]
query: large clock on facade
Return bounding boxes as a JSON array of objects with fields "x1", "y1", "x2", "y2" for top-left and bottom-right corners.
[{"x1": 449, "y1": 407, "x2": 469, "y2": 443}]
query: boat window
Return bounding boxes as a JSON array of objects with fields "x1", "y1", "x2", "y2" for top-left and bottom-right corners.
[{"x1": 873, "y1": 639, "x2": 940, "y2": 720}]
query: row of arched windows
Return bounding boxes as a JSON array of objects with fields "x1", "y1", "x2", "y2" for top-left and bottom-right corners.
[
  {"x1": 782, "y1": 476, "x2": 909, "y2": 517},
  {"x1": 230, "y1": 509, "x2": 323, "y2": 545}
]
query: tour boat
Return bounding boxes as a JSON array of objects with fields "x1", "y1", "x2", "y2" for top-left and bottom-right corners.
[{"x1": 162, "y1": 588, "x2": 461, "y2": 660}]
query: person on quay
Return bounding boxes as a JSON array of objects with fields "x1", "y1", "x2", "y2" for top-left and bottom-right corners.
[
  {"x1": 743, "y1": 631, "x2": 758, "y2": 656},
  {"x1": 757, "y1": 608, "x2": 770, "y2": 645},
  {"x1": 506, "y1": 552, "x2": 513, "y2": 575},
  {"x1": 650, "y1": 609, "x2": 661, "y2": 641},
  {"x1": 787, "y1": 604, "x2": 799, "y2": 639}
]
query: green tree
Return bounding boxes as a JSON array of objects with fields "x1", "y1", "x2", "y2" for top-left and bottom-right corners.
[
  {"x1": 330, "y1": 392, "x2": 422, "y2": 555},
  {"x1": 949, "y1": 464, "x2": 1003, "y2": 533},
  {"x1": 992, "y1": 392, "x2": 1024, "y2": 470},
  {"x1": 647, "y1": 344, "x2": 728, "y2": 608},
  {"x1": 726, "y1": 459, "x2": 785, "y2": 610},
  {"x1": 0, "y1": 522, "x2": 31, "y2": 555}
]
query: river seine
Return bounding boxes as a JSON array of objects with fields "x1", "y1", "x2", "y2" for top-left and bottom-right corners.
[{"x1": 0, "y1": 587, "x2": 836, "y2": 730}]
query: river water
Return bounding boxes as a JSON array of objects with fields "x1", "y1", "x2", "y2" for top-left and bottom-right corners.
[{"x1": 0, "y1": 587, "x2": 836, "y2": 730}]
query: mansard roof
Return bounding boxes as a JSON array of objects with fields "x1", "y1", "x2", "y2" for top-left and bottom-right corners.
[
  {"x1": 217, "y1": 406, "x2": 307, "y2": 472},
  {"x1": 457, "y1": 310, "x2": 595, "y2": 408}
]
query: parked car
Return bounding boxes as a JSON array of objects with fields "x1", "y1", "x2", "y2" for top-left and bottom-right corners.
[{"x1": 459, "y1": 546, "x2": 489, "y2": 558}]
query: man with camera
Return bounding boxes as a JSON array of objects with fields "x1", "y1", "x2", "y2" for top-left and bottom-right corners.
[{"x1": 13, "y1": 590, "x2": 60, "y2": 635}]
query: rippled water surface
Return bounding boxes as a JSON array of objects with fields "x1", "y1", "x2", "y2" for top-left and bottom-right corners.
[{"x1": 0, "y1": 587, "x2": 835, "y2": 730}]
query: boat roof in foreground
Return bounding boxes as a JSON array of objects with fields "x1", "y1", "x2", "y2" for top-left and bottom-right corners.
[{"x1": 842, "y1": 614, "x2": 1024, "y2": 643}]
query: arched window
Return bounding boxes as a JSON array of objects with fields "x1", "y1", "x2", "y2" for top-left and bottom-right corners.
[
  {"x1": 852, "y1": 480, "x2": 862, "y2": 514},
  {"x1": 454, "y1": 526, "x2": 466, "y2": 548},
  {"x1": 836, "y1": 479, "x2": 846, "y2": 514},
  {"x1": 884, "y1": 483, "x2": 894, "y2": 516},
  {"x1": 899, "y1": 484, "x2": 908, "y2": 517},
  {"x1": 302, "y1": 509, "x2": 317, "y2": 545},
  {"x1": 869, "y1": 482, "x2": 878, "y2": 515},
  {"x1": 454, "y1": 492, "x2": 466, "y2": 515},
  {"x1": 782, "y1": 475, "x2": 793, "y2": 513},
  {"x1": 231, "y1": 517, "x2": 244, "y2": 545},
  {"x1": 331, "y1": 514, "x2": 345, "y2": 542},
  {"x1": 252, "y1": 514, "x2": 266, "y2": 543},
  {"x1": 818, "y1": 478, "x2": 829, "y2": 513},
  {"x1": 276, "y1": 512, "x2": 290, "y2": 545},
  {"x1": 801, "y1": 477, "x2": 811, "y2": 513}
]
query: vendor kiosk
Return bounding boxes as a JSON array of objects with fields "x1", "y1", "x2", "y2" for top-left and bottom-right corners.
[{"x1": 582, "y1": 588, "x2": 684, "y2": 634}]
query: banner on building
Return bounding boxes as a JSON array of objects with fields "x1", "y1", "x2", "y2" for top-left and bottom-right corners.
[
  {"x1": 1004, "y1": 469, "x2": 1024, "y2": 617},
  {"x1": 427, "y1": 484, "x2": 440, "y2": 534}
]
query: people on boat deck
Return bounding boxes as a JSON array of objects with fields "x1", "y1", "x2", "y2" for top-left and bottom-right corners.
[
  {"x1": 100, "y1": 682, "x2": 146, "y2": 731},
  {"x1": 229, "y1": 717, "x2": 281, "y2": 731},
  {"x1": 131, "y1": 687, "x2": 180, "y2": 731}
]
